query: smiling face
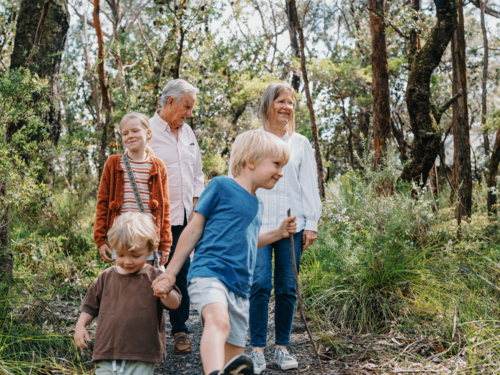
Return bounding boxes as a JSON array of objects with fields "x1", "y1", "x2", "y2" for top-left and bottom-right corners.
[
  {"x1": 269, "y1": 91, "x2": 295, "y2": 129},
  {"x1": 251, "y1": 156, "x2": 285, "y2": 190},
  {"x1": 120, "y1": 119, "x2": 151, "y2": 154},
  {"x1": 161, "y1": 93, "x2": 197, "y2": 129},
  {"x1": 114, "y1": 242, "x2": 153, "y2": 274}
]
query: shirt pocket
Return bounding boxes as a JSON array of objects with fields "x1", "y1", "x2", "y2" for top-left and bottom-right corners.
[{"x1": 182, "y1": 144, "x2": 197, "y2": 168}]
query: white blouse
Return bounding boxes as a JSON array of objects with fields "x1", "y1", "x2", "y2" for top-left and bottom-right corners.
[{"x1": 256, "y1": 131, "x2": 322, "y2": 233}]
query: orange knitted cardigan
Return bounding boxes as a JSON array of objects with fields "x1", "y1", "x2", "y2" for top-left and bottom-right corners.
[{"x1": 93, "y1": 154, "x2": 172, "y2": 255}]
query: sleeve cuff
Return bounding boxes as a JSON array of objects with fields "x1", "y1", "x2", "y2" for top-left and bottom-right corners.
[
  {"x1": 95, "y1": 238, "x2": 107, "y2": 248},
  {"x1": 304, "y1": 220, "x2": 318, "y2": 232},
  {"x1": 193, "y1": 186, "x2": 204, "y2": 197}
]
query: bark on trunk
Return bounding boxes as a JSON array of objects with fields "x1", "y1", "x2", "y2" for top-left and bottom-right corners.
[
  {"x1": 487, "y1": 130, "x2": 500, "y2": 215},
  {"x1": 369, "y1": 0, "x2": 392, "y2": 170},
  {"x1": 451, "y1": 0, "x2": 472, "y2": 218},
  {"x1": 286, "y1": 0, "x2": 301, "y2": 92},
  {"x1": 399, "y1": 0, "x2": 458, "y2": 185},
  {"x1": 290, "y1": 0, "x2": 326, "y2": 197},
  {"x1": 93, "y1": 0, "x2": 113, "y2": 181},
  {"x1": 7, "y1": 0, "x2": 70, "y2": 144},
  {"x1": 480, "y1": 0, "x2": 489, "y2": 155}
]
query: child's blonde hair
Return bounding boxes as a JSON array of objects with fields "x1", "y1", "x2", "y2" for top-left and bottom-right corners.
[
  {"x1": 119, "y1": 112, "x2": 155, "y2": 156},
  {"x1": 108, "y1": 212, "x2": 158, "y2": 253},
  {"x1": 230, "y1": 130, "x2": 290, "y2": 177}
]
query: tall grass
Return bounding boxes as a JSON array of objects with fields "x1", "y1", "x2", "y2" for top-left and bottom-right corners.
[
  {"x1": 301, "y1": 152, "x2": 500, "y2": 368},
  {"x1": 0, "y1": 191, "x2": 103, "y2": 374}
]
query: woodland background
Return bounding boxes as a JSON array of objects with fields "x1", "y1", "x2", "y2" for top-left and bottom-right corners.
[{"x1": 1, "y1": 0, "x2": 500, "y2": 373}]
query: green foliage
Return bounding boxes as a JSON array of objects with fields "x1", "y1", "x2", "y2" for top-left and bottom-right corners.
[{"x1": 0, "y1": 68, "x2": 51, "y2": 213}]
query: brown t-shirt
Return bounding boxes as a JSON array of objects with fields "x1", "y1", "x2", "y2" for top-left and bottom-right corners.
[{"x1": 81, "y1": 265, "x2": 180, "y2": 363}]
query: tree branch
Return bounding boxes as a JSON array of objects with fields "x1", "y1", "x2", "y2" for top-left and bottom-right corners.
[
  {"x1": 470, "y1": 0, "x2": 500, "y2": 18},
  {"x1": 368, "y1": 7, "x2": 409, "y2": 40},
  {"x1": 25, "y1": 0, "x2": 51, "y2": 65},
  {"x1": 439, "y1": 89, "x2": 462, "y2": 114}
]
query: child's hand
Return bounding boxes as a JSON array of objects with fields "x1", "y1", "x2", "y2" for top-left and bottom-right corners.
[
  {"x1": 152, "y1": 273, "x2": 176, "y2": 298},
  {"x1": 99, "y1": 244, "x2": 114, "y2": 263},
  {"x1": 278, "y1": 216, "x2": 297, "y2": 238},
  {"x1": 74, "y1": 325, "x2": 91, "y2": 349}
]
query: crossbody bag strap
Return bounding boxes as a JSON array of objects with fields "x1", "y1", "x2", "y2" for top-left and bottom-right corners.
[{"x1": 122, "y1": 153, "x2": 160, "y2": 269}]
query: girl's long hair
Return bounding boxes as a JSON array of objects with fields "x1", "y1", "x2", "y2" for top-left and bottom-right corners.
[{"x1": 119, "y1": 112, "x2": 155, "y2": 156}]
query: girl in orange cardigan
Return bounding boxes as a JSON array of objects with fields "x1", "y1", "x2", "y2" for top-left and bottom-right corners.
[{"x1": 94, "y1": 112, "x2": 172, "y2": 266}]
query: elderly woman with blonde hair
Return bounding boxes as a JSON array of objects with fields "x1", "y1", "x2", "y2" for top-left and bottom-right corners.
[{"x1": 248, "y1": 83, "x2": 322, "y2": 373}]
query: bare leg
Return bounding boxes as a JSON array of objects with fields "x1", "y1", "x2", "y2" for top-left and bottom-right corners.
[
  {"x1": 224, "y1": 342, "x2": 244, "y2": 363},
  {"x1": 200, "y1": 303, "x2": 230, "y2": 375},
  {"x1": 252, "y1": 346, "x2": 265, "y2": 354}
]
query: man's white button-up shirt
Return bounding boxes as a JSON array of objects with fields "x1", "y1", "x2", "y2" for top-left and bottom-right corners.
[{"x1": 150, "y1": 110, "x2": 204, "y2": 226}]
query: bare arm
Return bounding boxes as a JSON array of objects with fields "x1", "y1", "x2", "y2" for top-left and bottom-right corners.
[
  {"x1": 258, "y1": 216, "x2": 296, "y2": 248},
  {"x1": 74, "y1": 312, "x2": 94, "y2": 349},
  {"x1": 152, "y1": 212, "x2": 205, "y2": 297},
  {"x1": 160, "y1": 287, "x2": 181, "y2": 310}
]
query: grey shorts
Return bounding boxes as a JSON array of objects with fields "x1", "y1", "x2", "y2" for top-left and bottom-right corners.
[
  {"x1": 95, "y1": 360, "x2": 155, "y2": 375},
  {"x1": 188, "y1": 277, "x2": 249, "y2": 348}
]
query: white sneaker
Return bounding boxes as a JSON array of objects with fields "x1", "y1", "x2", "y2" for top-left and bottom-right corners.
[
  {"x1": 249, "y1": 350, "x2": 266, "y2": 374},
  {"x1": 274, "y1": 348, "x2": 298, "y2": 370}
]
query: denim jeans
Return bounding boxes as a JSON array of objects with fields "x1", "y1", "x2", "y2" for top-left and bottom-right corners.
[
  {"x1": 166, "y1": 215, "x2": 191, "y2": 335},
  {"x1": 249, "y1": 230, "x2": 304, "y2": 347}
]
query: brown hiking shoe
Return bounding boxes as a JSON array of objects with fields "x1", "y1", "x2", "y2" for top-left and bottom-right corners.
[{"x1": 173, "y1": 332, "x2": 192, "y2": 354}]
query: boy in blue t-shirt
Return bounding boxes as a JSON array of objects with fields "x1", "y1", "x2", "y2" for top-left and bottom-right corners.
[{"x1": 152, "y1": 130, "x2": 296, "y2": 375}]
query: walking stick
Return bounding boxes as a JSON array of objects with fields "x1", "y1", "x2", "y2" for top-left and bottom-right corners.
[{"x1": 287, "y1": 209, "x2": 324, "y2": 375}]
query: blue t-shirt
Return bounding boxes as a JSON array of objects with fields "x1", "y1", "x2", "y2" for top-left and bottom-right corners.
[{"x1": 187, "y1": 177, "x2": 263, "y2": 298}]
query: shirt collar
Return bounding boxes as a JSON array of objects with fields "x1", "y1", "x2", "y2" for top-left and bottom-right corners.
[
  {"x1": 154, "y1": 109, "x2": 183, "y2": 133},
  {"x1": 258, "y1": 127, "x2": 290, "y2": 141}
]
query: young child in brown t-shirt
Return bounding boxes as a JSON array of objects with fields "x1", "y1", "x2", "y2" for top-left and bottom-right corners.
[{"x1": 75, "y1": 212, "x2": 181, "y2": 375}]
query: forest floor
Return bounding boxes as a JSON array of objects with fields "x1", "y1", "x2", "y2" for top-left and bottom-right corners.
[{"x1": 153, "y1": 299, "x2": 469, "y2": 375}]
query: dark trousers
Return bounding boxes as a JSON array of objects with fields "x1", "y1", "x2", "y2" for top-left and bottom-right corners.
[
  {"x1": 249, "y1": 230, "x2": 304, "y2": 347},
  {"x1": 167, "y1": 216, "x2": 190, "y2": 335}
]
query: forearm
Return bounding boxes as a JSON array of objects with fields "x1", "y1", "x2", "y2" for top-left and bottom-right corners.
[
  {"x1": 165, "y1": 217, "x2": 203, "y2": 276},
  {"x1": 161, "y1": 289, "x2": 181, "y2": 310},
  {"x1": 76, "y1": 312, "x2": 94, "y2": 328},
  {"x1": 258, "y1": 228, "x2": 283, "y2": 248}
]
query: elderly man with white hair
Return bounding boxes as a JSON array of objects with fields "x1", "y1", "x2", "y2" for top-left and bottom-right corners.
[{"x1": 150, "y1": 79, "x2": 204, "y2": 355}]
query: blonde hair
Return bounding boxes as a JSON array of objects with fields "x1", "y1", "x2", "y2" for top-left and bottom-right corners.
[
  {"x1": 108, "y1": 212, "x2": 158, "y2": 253},
  {"x1": 259, "y1": 83, "x2": 296, "y2": 134},
  {"x1": 230, "y1": 130, "x2": 290, "y2": 177},
  {"x1": 119, "y1": 112, "x2": 155, "y2": 156}
]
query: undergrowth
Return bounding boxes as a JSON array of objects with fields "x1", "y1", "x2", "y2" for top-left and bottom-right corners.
[
  {"x1": 1, "y1": 192, "x2": 103, "y2": 374},
  {"x1": 300, "y1": 150, "x2": 500, "y2": 370}
]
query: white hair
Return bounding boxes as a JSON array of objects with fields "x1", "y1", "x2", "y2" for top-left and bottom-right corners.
[{"x1": 159, "y1": 79, "x2": 199, "y2": 108}]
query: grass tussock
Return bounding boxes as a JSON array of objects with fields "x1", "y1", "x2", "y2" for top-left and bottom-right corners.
[
  {"x1": 300, "y1": 151, "x2": 500, "y2": 371},
  {"x1": 1, "y1": 192, "x2": 103, "y2": 374}
]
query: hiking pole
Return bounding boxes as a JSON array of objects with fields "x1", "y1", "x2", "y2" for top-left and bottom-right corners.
[{"x1": 287, "y1": 209, "x2": 324, "y2": 375}]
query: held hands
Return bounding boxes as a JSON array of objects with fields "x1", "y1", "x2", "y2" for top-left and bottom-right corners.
[
  {"x1": 74, "y1": 325, "x2": 91, "y2": 349},
  {"x1": 151, "y1": 272, "x2": 176, "y2": 299},
  {"x1": 278, "y1": 216, "x2": 297, "y2": 239},
  {"x1": 99, "y1": 244, "x2": 114, "y2": 263}
]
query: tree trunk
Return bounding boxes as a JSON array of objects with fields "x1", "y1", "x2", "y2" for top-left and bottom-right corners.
[
  {"x1": 399, "y1": 0, "x2": 458, "y2": 185},
  {"x1": 93, "y1": 0, "x2": 113, "y2": 181},
  {"x1": 451, "y1": 0, "x2": 472, "y2": 218},
  {"x1": 480, "y1": 0, "x2": 489, "y2": 155},
  {"x1": 290, "y1": 0, "x2": 326, "y2": 197},
  {"x1": 7, "y1": 0, "x2": 70, "y2": 144},
  {"x1": 286, "y1": 0, "x2": 301, "y2": 92},
  {"x1": 369, "y1": 0, "x2": 392, "y2": 170},
  {"x1": 487, "y1": 131, "x2": 500, "y2": 215}
]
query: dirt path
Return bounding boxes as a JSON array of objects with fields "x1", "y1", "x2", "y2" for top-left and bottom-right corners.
[{"x1": 156, "y1": 299, "x2": 328, "y2": 375}]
